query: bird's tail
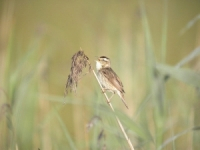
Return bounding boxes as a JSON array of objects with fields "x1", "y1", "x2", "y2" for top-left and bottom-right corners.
[{"x1": 117, "y1": 91, "x2": 129, "y2": 109}]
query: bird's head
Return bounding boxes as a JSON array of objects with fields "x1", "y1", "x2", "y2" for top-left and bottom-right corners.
[{"x1": 96, "y1": 56, "x2": 111, "y2": 70}]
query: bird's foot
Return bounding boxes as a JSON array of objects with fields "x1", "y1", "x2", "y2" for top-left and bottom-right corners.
[
  {"x1": 101, "y1": 88, "x2": 105, "y2": 94},
  {"x1": 101, "y1": 88, "x2": 109, "y2": 94},
  {"x1": 107, "y1": 99, "x2": 110, "y2": 104}
]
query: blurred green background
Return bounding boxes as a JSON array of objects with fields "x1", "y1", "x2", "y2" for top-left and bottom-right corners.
[{"x1": 1, "y1": 0, "x2": 200, "y2": 149}]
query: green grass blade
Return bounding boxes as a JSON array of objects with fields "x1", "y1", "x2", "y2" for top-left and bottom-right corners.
[
  {"x1": 157, "y1": 63, "x2": 200, "y2": 87},
  {"x1": 175, "y1": 47, "x2": 200, "y2": 68},
  {"x1": 180, "y1": 14, "x2": 200, "y2": 35},
  {"x1": 158, "y1": 128, "x2": 192, "y2": 150},
  {"x1": 54, "y1": 110, "x2": 77, "y2": 150},
  {"x1": 161, "y1": 0, "x2": 168, "y2": 63}
]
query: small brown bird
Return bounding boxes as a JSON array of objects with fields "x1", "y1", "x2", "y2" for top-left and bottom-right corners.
[{"x1": 96, "y1": 56, "x2": 128, "y2": 109}]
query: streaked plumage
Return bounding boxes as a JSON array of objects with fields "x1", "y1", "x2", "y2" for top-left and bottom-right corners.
[{"x1": 96, "y1": 56, "x2": 128, "y2": 109}]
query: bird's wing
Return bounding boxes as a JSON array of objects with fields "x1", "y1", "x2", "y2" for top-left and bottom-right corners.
[{"x1": 101, "y1": 68, "x2": 125, "y2": 93}]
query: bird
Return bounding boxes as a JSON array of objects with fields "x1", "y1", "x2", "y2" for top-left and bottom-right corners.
[{"x1": 96, "y1": 56, "x2": 128, "y2": 109}]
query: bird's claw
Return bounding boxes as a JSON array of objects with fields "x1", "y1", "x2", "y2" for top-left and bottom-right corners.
[
  {"x1": 101, "y1": 88, "x2": 106, "y2": 94},
  {"x1": 107, "y1": 100, "x2": 111, "y2": 104}
]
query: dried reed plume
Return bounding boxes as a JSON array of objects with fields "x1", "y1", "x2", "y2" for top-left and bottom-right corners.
[
  {"x1": 0, "y1": 103, "x2": 11, "y2": 122},
  {"x1": 65, "y1": 50, "x2": 91, "y2": 94},
  {"x1": 86, "y1": 116, "x2": 106, "y2": 149},
  {"x1": 86, "y1": 115, "x2": 102, "y2": 131}
]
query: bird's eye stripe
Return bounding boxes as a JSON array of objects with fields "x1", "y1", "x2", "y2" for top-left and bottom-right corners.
[
  {"x1": 100, "y1": 56, "x2": 109, "y2": 59},
  {"x1": 100, "y1": 56, "x2": 108, "y2": 58}
]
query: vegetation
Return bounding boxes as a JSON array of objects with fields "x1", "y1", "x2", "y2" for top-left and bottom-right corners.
[{"x1": 1, "y1": 0, "x2": 200, "y2": 149}]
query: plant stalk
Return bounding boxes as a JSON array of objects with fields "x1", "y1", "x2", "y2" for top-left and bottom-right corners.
[{"x1": 92, "y1": 70, "x2": 134, "y2": 150}]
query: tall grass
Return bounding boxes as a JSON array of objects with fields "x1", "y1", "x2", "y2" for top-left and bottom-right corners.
[
  {"x1": 138, "y1": 1, "x2": 200, "y2": 150},
  {"x1": 1, "y1": 0, "x2": 200, "y2": 150}
]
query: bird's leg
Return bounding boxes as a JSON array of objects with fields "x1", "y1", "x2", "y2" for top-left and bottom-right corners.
[
  {"x1": 101, "y1": 88, "x2": 110, "y2": 94},
  {"x1": 101, "y1": 88, "x2": 106, "y2": 93},
  {"x1": 108, "y1": 93, "x2": 114, "y2": 101},
  {"x1": 101, "y1": 88, "x2": 114, "y2": 104},
  {"x1": 107, "y1": 92, "x2": 115, "y2": 104}
]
